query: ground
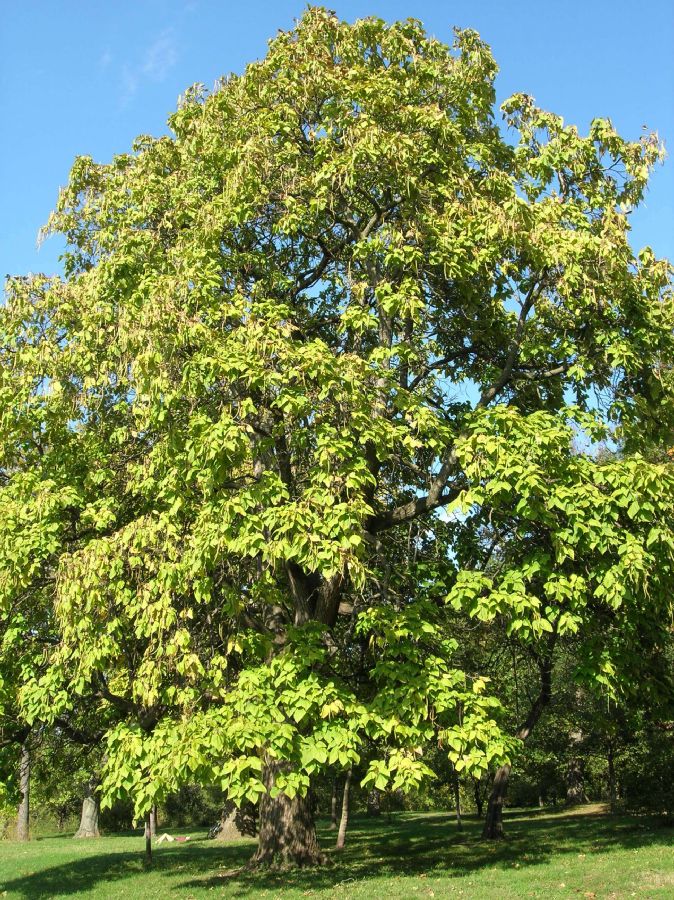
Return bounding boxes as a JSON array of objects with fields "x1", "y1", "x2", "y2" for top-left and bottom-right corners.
[{"x1": 1, "y1": 805, "x2": 673, "y2": 898}]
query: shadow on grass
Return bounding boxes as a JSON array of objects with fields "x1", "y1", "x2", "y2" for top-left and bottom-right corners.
[
  {"x1": 0, "y1": 836, "x2": 252, "y2": 898},
  {"x1": 2, "y1": 809, "x2": 672, "y2": 898}
]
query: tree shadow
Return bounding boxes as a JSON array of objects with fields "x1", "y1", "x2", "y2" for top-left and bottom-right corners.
[
  {"x1": 2, "y1": 810, "x2": 671, "y2": 898},
  {"x1": 0, "y1": 837, "x2": 251, "y2": 898}
]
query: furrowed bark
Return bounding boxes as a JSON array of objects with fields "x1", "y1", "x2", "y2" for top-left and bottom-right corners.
[{"x1": 251, "y1": 759, "x2": 325, "y2": 867}]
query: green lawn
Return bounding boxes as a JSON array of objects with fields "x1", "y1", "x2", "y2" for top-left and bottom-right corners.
[{"x1": 1, "y1": 805, "x2": 673, "y2": 899}]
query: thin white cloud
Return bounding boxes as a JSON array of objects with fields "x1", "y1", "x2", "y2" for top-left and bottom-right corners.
[
  {"x1": 116, "y1": 29, "x2": 179, "y2": 110},
  {"x1": 119, "y1": 64, "x2": 139, "y2": 109},
  {"x1": 99, "y1": 49, "x2": 113, "y2": 70},
  {"x1": 142, "y1": 29, "x2": 178, "y2": 82}
]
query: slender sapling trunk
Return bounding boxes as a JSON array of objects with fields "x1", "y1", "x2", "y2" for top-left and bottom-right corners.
[
  {"x1": 16, "y1": 743, "x2": 30, "y2": 842},
  {"x1": 330, "y1": 777, "x2": 338, "y2": 829},
  {"x1": 144, "y1": 812, "x2": 152, "y2": 865},
  {"x1": 335, "y1": 769, "x2": 352, "y2": 850},
  {"x1": 453, "y1": 771, "x2": 463, "y2": 830}
]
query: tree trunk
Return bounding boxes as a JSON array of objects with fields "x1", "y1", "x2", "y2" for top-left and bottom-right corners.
[
  {"x1": 74, "y1": 777, "x2": 100, "y2": 838},
  {"x1": 16, "y1": 743, "x2": 30, "y2": 842},
  {"x1": 335, "y1": 769, "x2": 352, "y2": 850},
  {"x1": 210, "y1": 800, "x2": 256, "y2": 840},
  {"x1": 566, "y1": 755, "x2": 587, "y2": 805},
  {"x1": 473, "y1": 777, "x2": 484, "y2": 818},
  {"x1": 250, "y1": 760, "x2": 324, "y2": 867},
  {"x1": 483, "y1": 642, "x2": 555, "y2": 840},
  {"x1": 149, "y1": 804, "x2": 158, "y2": 838},
  {"x1": 330, "y1": 778, "x2": 338, "y2": 829},
  {"x1": 366, "y1": 788, "x2": 381, "y2": 817},
  {"x1": 607, "y1": 743, "x2": 617, "y2": 813},
  {"x1": 453, "y1": 772, "x2": 463, "y2": 830},
  {"x1": 482, "y1": 763, "x2": 511, "y2": 840},
  {"x1": 144, "y1": 812, "x2": 152, "y2": 865}
]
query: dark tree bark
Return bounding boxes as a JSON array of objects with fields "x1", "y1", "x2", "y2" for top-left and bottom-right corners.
[
  {"x1": 453, "y1": 772, "x2": 463, "y2": 830},
  {"x1": 482, "y1": 763, "x2": 511, "y2": 840},
  {"x1": 57, "y1": 807, "x2": 68, "y2": 831},
  {"x1": 473, "y1": 777, "x2": 484, "y2": 818},
  {"x1": 74, "y1": 777, "x2": 100, "y2": 838},
  {"x1": 566, "y1": 756, "x2": 587, "y2": 805},
  {"x1": 335, "y1": 769, "x2": 352, "y2": 850},
  {"x1": 566, "y1": 726, "x2": 587, "y2": 806},
  {"x1": 330, "y1": 778, "x2": 338, "y2": 829},
  {"x1": 607, "y1": 743, "x2": 617, "y2": 813},
  {"x1": 16, "y1": 742, "x2": 30, "y2": 842},
  {"x1": 366, "y1": 788, "x2": 381, "y2": 817},
  {"x1": 149, "y1": 804, "x2": 158, "y2": 838},
  {"x1": 483, "y1": 644, "x2": 555, "y2": 839},
  {"x1": 251, "y1": 759, "x2": 324, "y2": 867}
]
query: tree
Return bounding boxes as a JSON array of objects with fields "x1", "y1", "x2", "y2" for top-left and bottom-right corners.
[
  {"x1": 335, "y1": 768, "x2": 352, "y2": 850},
  {"x1": 2, "y1": 8, "x2": 673, "y2": 865},
  {"x1": 446, "y1": 412, "x2": 674, "y2": 835}
]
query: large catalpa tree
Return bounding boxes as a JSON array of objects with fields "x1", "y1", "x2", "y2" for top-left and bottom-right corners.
[{"x1": 2, "y1": 8, "x2": 674, "y2": 865}]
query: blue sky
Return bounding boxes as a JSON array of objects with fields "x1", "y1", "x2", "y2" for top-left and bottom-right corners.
[{"x1": 2, "y1": 0, "x2": 672, "y2": 281}]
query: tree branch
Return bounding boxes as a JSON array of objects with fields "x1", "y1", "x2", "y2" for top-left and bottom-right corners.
[{"x1": 478, "y1": 279, "x2": 545, "y2": 408}]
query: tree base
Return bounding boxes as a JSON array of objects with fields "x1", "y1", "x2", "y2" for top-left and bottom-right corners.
[
  {"x1": 482, "y1": 763, "x2": 511, "y2": 840},
  {"x1": 247, "y1": 848, "x2": 328, "y2": 870},
  {"x1": 74, "y1": 785, "x2": 100, "y2": 839},
  {"x1": 250, "y1": 760, "x2": 325, "y2": 869},
  {"x1": 482, "y1": 822, "x2": 506, "y2": 840}
]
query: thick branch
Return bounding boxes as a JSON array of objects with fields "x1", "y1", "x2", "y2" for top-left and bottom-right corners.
[
  {"x1": 478, "y1": 280, "x2": 544, "y2": 408},
  {"x1": 407, "y1": 347, "x2": 477, "y2": 391},
  {"x1": 517, "y1": 639, "x2": 556, "y2": 742},
  {"x1": 368, "y1": 451, "x2": 460, "y2": 533}
]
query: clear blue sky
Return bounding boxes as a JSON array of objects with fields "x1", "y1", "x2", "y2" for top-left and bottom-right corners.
[{"x1": 2, "y1": 1, "x2": 672, "y2": 281}]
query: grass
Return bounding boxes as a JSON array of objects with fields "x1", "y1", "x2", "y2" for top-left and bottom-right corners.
[{"x1": 1, "y1": 804, "x2": 673, "y2": 899}]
